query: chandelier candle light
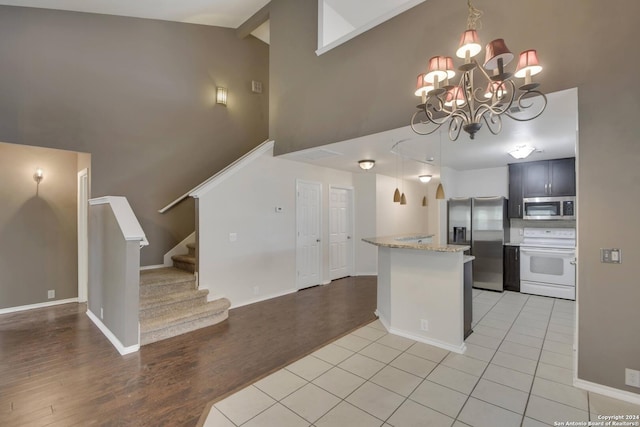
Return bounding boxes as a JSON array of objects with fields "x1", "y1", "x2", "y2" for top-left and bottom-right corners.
[{"x1": 411, "y1": 0, "x2": 547, "y2": 141}]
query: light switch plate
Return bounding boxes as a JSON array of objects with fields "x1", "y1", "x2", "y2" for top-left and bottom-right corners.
[
  {"x1": 251, "y1": 80, "x2": 263, "y2": 94},
  {"x1": 601, "y1": 248, "x2": 622, "y2": 264}
]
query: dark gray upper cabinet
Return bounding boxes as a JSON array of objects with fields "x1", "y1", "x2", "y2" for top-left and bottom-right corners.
[
  {"x1": 508, "y1": 163, "x2": 523, "y2": 218},
  {"x1": 522, "y1": 158, "x2": 575, "y2": 198}
]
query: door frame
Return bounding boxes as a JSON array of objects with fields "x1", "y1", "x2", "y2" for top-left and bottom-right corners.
[
  {"x1": 329, "y1": 185, "x2": 355, "y2": 280},
  {"x1": 77, "y1": 168, "x2": 89, "y2": 303},
  {"x1": 295, "y1": 179, "x2": 323, "y2": 289}
]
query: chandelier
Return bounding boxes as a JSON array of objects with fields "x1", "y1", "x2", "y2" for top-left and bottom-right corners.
[{"x1": 411, "y1": 0, "x2": 547, "y2": 141}]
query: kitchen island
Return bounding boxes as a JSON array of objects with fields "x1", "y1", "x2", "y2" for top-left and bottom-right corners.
[{"x1": 363, "y1": 234, "x2": 471, "y2": 353}]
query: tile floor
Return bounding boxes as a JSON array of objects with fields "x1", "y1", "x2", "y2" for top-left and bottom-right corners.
[{"x1": 204, "y1": 290, "x2": 640, "y2": 427}]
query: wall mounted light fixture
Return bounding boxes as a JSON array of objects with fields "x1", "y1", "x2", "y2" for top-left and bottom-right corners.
[
  {"x1": 34, "y1": 168, "x2": 44, "y2": 184},
  {"x1": 419, "y1": 175, "x2": 432, "y2": 183},
  {"x1": 216, "y1": 87, "x2": 228, "y2": 106},
  {"x1": 358, "y1": 159, "x2": 375, "y2": 170}
]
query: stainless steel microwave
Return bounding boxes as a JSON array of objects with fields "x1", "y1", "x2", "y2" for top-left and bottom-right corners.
[{"x1": 523, "y1": 196, "x2": 576, "y2": 220}]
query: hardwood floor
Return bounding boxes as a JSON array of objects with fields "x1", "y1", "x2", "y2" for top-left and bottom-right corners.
[{"x1": 0, "y1": 276, "x2": 376, "y2": 426}]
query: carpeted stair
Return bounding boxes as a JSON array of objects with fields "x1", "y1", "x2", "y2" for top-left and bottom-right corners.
[
  {"x1": 171, "y1": 242, "x2": 196, "y2": 273},
  {"x1": 139, "y1": 266, "x2": 230, "y2": 346}
]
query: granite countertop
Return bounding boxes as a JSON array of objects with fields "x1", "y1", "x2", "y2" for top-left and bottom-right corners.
[
  {"x1": 463, "y1": 255, "x2": 475, "y2": 263},
  {"x1": 504, "y1": 242, "x2": 521, "y2": 246},
  {"x1": 362, "y1": 235, "x2": 470, "y2": 253}
]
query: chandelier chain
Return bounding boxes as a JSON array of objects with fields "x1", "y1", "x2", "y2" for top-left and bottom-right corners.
[{"x1": 466, "y1": 0, "x2": 482, "y2": 30}]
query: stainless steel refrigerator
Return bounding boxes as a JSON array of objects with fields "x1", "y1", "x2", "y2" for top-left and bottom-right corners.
[{"x1": 448, "y1": 197, "x2": 509, "y2": 291}]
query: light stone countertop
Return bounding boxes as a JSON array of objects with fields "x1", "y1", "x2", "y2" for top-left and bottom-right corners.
[
  {"x1": 362, "y1": 234, "x2": 470, "y2": 253},
  {"x1": 463, "y1": 255, "x2": 475, "y2": 263}
]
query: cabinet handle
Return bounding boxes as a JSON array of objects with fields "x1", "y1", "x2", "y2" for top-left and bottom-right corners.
[
  {"x1": 549, "y1": 183, "x2": 552, "y2": 194},
  {"x1": 518, "y1": 205, "x2": 521, "y2": 215},
  {"x1": 515, "y1": 250, "x2": 518, "y2": 262},
  {"x1": 316, "y1": 239, "x2": 321, "y2": 242}
]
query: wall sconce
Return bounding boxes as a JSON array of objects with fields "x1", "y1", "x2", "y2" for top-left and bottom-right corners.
[
  {"x1": 216, "y1": 87, "x2": 228, "y2": 106},
  {"x1": 34, "y1": 168, "x2": 44, "y2": 184},
  {"x1": 418, "y1": 175, "x2": 432, "y2": 183},
  {"x1": 358, "y1": 159, "x2": 375, "y2": 170}
]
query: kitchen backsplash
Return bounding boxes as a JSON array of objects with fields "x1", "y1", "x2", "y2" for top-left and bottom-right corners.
[{"x1": 509, "y1": 219, "x2": 577, "y2": 244}]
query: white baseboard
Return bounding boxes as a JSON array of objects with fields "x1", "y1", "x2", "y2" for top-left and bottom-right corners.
[
  {"x1": 0, "y1": 298, "x2": 79, "y2": 315},
  {"x1": 140, "y1": 264, "x2": 167, "y2": 271},
  {"x1": 574, "y1": 378, "x2": 640, "y2": 405},
  {"x1": 229, "y1": 289, "x2": 298, "y2": 310},
  {"x1": 375, "y1": 310, "x2": 466, "y2": 354},
  {"x1": 356, "y1": 271, "x2": 378, "y2": 276},
  {"x1": 321, "y1": 280, "x2": 331, "y2": 285},
  {"x1": 390, "y1": 327, "x2": 467, "y2": 354},
  {"x1": 86, "y1": 310, "x2": 140, "y2": 356}
]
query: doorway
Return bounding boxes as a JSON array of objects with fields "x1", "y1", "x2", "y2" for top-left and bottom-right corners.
[
  {"x1": 296, "y1": 180, "x2": 322, "y2": 289},
  {"x1": 329, "y1": 186, "x2": 354, "y2": 280}
]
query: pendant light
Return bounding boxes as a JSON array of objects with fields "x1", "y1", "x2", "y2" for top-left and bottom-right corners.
[
  {"x1": 400, "y1": 153, "x2": 407, "y2": 205},
  {"x1": 436, "y1": 131, "x2": 446, "y2": 199},
  {"x1": 393, "y1": 147, "x2": 401, "y2": 202}
]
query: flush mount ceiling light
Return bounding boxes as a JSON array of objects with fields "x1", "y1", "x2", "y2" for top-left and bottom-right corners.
[
  {"x1": 411, "y1": 0, "x2": 546, "y2": 141},
  {"x1": 508, "y1": 145, "x2": 536, "y2": 159},
  {"x1": 419, "y1": 175, "x2": 433, "y2": 183},
  {"x1": 358, "y1": 159, "x2": 375, "y2": 170}
]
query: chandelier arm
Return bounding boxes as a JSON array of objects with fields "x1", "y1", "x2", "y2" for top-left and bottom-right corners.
[
  {"x1": 481, "y1": 112, "x2": 503, "y2": 135},
  {"x1": 448, "y1": 116, "x2": 464, "y2": 141},
  {"x1": 411, "y1": 110, "x2": 444, "y2": 136},
  {"x1": 504, "y1": 91, "x2": 548, "y2": 122}
]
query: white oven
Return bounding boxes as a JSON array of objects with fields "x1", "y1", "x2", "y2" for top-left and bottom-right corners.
[{"x1": 519, "y1": 228, "x2": 576, "y2": 300}]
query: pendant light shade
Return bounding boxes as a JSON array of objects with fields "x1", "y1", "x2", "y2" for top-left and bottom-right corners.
[
  {"x1": 400, "y1": 193, "x2": 407, "y2": 205},
  {"x1": 393, "y1": 188, "x2": 401, "y2": 203},
  {"x1": 436, "y1": 183, "x2": 445, "y2": 200}
]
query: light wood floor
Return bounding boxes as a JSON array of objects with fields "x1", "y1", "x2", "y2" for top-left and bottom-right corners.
[{"x1": 0, "y1": 276, "x2": 377, "y2": 426}]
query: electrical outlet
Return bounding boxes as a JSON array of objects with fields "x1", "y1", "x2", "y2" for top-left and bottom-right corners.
[
  {"x1": 420, "y1": 319, "x2": 429, "y2": 331},
  {"x1": 253, "y1": 286, "x2": 260, "y2": 295},
  {"x1": 626, "y1": 368, "x2": 640, "y2": 388},
  {"x1": 47, "y1": 290, "x2": 55, "y2": 299},
  {"x1": 229, "y1": 232, "x2": 237, "y2": 242},
  {"x1": 601, "y1": 248, "x2": 622, "y2": 264}
]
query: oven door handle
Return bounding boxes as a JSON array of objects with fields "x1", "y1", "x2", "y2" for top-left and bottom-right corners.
[{"x1": 520, "y1": 247, "x2": 576, "y2": 255}]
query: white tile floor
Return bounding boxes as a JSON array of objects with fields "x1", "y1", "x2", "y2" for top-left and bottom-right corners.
[{"x1": 204, "y1": 290, "x2": 640, "y2": 426}]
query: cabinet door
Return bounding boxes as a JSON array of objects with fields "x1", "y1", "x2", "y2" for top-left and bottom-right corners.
[
  {"x1": 508, "y1": 163, "x2": 523, "y2": 218},
  {"x1": 523, "y1": 161, "x2": 549, "y2": 198},
  {"x1": 503, "y1": 246, "x2": 520, "y2": 292},
  {"x1": 549, "y1": 158, "x2": 576, "y2": 196}
]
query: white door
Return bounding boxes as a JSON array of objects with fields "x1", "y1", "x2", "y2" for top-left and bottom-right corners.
[
  {"x1": 329, "y1": 187, "x2": 353, "y2": 280},
  {"x1": 77, "y1": 169, "x2": 89, "y2": 303},
  {"x1": 296, "y1": 180, "x2": 322, "y2": 289}
]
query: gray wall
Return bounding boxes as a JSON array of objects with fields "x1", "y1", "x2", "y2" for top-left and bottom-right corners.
[
  {"x1": 89, "y1": 203, "x2": 140, "y2": 348},
  {"x1": 0, "y1": 142, "x2": 79, "y2": 309},
  {"x1": 268, "y1": 1, "x2": 640, "y2": 394},
  {"x1": 0, "y1": 5, "x2": 269, "y2": 265}
]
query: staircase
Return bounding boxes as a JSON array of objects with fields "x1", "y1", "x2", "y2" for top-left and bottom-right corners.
[{"x1": 139, "y1": 243, "x2": 230, "y2": 346}]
